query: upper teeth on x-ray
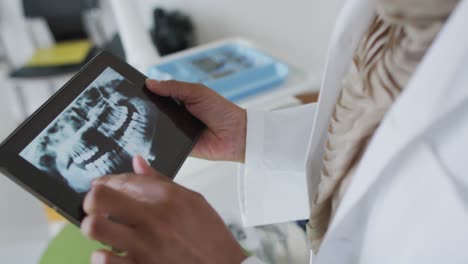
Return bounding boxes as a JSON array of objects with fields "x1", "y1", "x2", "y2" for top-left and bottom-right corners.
[{"x1": 20, "y1": 67, "x2": 157, "y2": 193}]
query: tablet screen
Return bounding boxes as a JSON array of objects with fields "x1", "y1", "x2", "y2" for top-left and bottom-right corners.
[
  {"x1": 20, "y1": 67, "x2": 158, "y2": 193},
  {"x1": 0, "y1": 51, "x2": 203, "y2": 224}
]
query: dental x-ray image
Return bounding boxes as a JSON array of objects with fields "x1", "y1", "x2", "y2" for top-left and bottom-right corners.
[{"x1": 20, "y1": 67, "x2": 157, "y2": 193}]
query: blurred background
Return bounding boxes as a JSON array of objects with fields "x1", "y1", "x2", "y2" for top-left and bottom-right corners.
[{"x1": 0, "y1": 0, "x2": 343, "y2": 263}]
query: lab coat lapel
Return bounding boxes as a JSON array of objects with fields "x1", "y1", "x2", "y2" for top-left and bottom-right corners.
[
  {"x1": 309, "y1": 0, "x2": 375, "y2": 151},
  {"x1": 306, "y1": 0, "x2": 375, "y2": 199},
  {"x1": 329, "y1": 0, "x2": 468, "y2": 233}
]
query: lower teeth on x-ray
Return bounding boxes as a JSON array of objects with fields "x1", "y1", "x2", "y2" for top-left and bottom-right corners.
[{"x1": 20, "y1": 67, "x2": 157, "y2": 193}]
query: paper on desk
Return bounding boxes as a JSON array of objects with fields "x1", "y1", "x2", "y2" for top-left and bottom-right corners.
[{"x1": 26, "y1": 39, "x2": 92, "y2": 67}]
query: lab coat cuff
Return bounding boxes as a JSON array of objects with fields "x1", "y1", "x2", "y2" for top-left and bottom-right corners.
[
  {"x1": 238, "y1": 107, "x2": 312, "y2": 227},
  {"x1": 241, "y1": 256, "x2": 264, "y2": 264},
  {"x1": 238, "y1": 109, "x2": 265, "y2": 227}
]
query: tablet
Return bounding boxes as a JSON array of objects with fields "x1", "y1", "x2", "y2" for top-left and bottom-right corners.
[{"x1": 0, "y1": 51, "x2": 205, "y2": 226}]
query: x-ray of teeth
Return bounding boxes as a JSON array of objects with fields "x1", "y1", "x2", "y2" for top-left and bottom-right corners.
[{"x1": 20, "y1": 67, "x2": 158, "y2": 193}]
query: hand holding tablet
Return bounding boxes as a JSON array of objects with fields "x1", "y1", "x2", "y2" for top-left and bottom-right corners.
[
  {"x1": 0, "y1": 52, "x2": 205, "y2": 225},
  {"x1": 0, "y1": 51, "x2": 249, "y2": 263}
]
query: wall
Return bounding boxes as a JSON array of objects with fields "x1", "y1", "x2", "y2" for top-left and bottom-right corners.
[
  {"x1": 0, "y1": 66, "x2": 16, "y2": 139},
  {"x1": 0, "y1": 0, "x2": 36, "y2": 67},
  {"x1": 133, "y1": 0, "x2": 344, "y2": 75},
  {"x1": 1, "y1": 0, "x2": 344, "y2": 73}
]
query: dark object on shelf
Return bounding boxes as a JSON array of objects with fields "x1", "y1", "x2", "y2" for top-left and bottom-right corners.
[
  {"x1": 99, "y1": 34, "x2": 126, "y2": 61},
  {"x1": 22, "y1": 0, "x2": 98, "y2": 41},
  {"x1": 151, "y1": 8, "x2": 196, "y2": 56},
  {"x1": 10, "y1": 0, "x2": 99, "y2": 78}
]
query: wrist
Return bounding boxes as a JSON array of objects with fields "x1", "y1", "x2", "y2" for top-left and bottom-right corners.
[
  {"x1": 234, "y1": 108, "x2": 247, "y2": 163},
  {"x1": 227, "y1": 243, "x2": 249, "y2": 264}
]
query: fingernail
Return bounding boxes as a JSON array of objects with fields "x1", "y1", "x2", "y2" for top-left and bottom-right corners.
[
  {"x1": 133, "y1": 155, "x2": 150, "y2": 174},
  {"x1": 146, "y1": 79, "x2": 159, "y2": 85},
  {"x1": 80, "y1": 217, "x2": 91, "y2": 237},
  {"x1": 91, "y1": 251, "x2": 106, "y2": 263},
  {"x1": 91, "y1": 178, "x2": 100, "y2": 186}
]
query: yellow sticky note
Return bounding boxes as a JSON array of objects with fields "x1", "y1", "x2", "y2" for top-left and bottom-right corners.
[{"x1": 27, "y1": 39, "x2": 92, "y2": 67}]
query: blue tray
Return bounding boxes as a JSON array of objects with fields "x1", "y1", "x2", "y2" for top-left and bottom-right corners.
[{"x1": 148, "y1": 43, "x2": 289, "y2": 102}]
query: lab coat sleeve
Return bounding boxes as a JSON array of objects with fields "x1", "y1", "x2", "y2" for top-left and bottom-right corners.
[
  {"x1": 241, "y1": 256, "x2": 265, "y2": 264},
  {"x1": 238, "y1": 103, "x2": 316, "y2": 227}
]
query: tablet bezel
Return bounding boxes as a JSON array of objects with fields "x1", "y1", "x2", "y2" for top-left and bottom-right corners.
[{"x1": 0, "y1": 51, "x2": 204, "y2": 226}]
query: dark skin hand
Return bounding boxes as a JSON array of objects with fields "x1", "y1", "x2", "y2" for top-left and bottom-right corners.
[
  {"x1": 145, "y1": 80, "x2": 247, "y2": 163},
  {"x1": 82, "y1": 80, "x2": 249, "y2": 263},
  {"x1": 82, "y1": 156, "x2": 247, "y2": 264}
]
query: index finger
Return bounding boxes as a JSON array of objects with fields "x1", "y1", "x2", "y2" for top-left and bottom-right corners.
[
  {"x1": 93, "y1": 156, "x2": 168, "y2": 186},
  {"x1": 92, "y1": 172, "x2": 170, "y2": 203}
]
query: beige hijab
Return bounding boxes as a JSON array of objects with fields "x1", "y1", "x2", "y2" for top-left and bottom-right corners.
[{"x1": 307, "y1": 0, "x2": 459, "y2": 252}]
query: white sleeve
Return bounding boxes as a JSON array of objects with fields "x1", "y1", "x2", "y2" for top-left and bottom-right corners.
[
  {"x1": 241, "y1": 256, "x2": 265, "y2": 264},
  {"x1": 238, "y1": 103, "x2": 316, "y2": 227},
  {"x1": 240, "y1": 250, "x2": 314, "y2": 264}
]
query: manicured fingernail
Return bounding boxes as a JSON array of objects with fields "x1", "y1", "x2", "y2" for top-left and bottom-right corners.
[
  {"x1": 146, "y1": 79, "x2": 159, "y2": 85},
  {"x1": 133, "y1": 155, "x2": 149, "y2": 174},
  {"x1": 91, "y1": 251, "x2": 106, "y2": 263},
  {"x1": 91, "y1": 179, "x2": 101, "y2": 186},
  {"x1": 81, "y1": 217, "x2": 91, "y2": 237}
]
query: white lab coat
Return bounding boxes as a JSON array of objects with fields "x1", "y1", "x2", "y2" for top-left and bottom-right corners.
[{"x1": 240, "y1": 0, "x2": 468, "y2": 263}]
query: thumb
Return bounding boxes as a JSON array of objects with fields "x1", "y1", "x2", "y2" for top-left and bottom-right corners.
[
  {"x1": 146, "y1": 79, "x2": 211, "y2": 103},
  {"x1": 132, "y1": 155, "x2": 154, "y2": 175},
  {"x1": 145, "y1": 79, "x2": 171, "y2": 97}
]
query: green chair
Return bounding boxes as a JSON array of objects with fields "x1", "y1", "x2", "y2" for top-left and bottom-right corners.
[{"x1": 40, "y1": 223, "x2": 107, "y2": 264}]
